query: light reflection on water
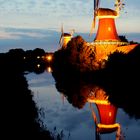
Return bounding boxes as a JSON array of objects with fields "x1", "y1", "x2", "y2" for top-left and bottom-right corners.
[{"x1": 26, "y1": 72, "x2": 140, "y2": 140}]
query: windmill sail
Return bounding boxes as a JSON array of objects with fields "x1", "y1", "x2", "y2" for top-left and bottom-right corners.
[
  {"x1": 115, "y1": 0, "x2": 125, "y2": 15},
  {"x1": 94, "y1": 0, "x2": 96, "y2": 11},
  {"x1": 59, "y1": 23, "x2": 64, "y2": 47},
  {"x1": 89, "y1": 0, "x2": 100, "y2": 36}
]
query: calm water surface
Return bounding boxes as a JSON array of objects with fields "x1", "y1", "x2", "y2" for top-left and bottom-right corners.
[{"x1": 26, "y1": 72, "x2": 140, "y2": 140}]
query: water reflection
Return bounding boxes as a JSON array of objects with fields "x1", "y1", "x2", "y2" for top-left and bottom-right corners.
[
  {"x1": 57, "y1": 82, "x2": 122, "y2": 139},
  {"x1": 52, "y1": 64, "x2": 140, "y2": 120},
  {"x1": 46, "y1": 66, "x2": 53, "y2": 73},
  {"x1": 51, "y1": 65, "x2": 140, "y2": 139},
  {"x1": 87, "y1": 87, "x2": 121, "y2": 140}
]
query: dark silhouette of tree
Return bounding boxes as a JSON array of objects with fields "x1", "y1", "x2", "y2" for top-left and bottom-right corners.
[
  {"x1": 24, "y1": 48, "x2": 46, "y2": 73},
  {"x1": 55, "y1": 80, "x2": 89, "y2": 109},
  {"x1": 119, "y1": 35, "x2": 128, "y2": 42},
  {"x1": 67, "y1": 36, "x2": 95, "y2": 71},
  {"x1": 52, "y1": 66, "x2": 99, "y2": 109},
  {"x1": 53, "y1": 35, "x2": 96, "y2": 73},
  {"x1": 33, "y1": 48, "x2": 46, "y2": 56},
  {"x1": 0, "y1": 49, "x2": 54, "y2": 140}
]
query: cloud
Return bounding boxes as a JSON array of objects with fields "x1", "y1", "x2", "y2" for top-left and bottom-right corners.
[
  {"x1": 0, "y1": 28, "x2": 47, "y2": 40},
  {"x1": 12, "y1": 31, "x2": 47, "y2": 38},
  {"x1": 0, "y1": 27, "x2": 60, "y2": 53},
  {"x1": 60, "y1": 110, "x2": 92, "y2": 131},
  {"x1": 0, "y1": 0, "x2": 92, "y2": 17},
  {"x1": 0, "y1": 0, "x2": 139, "y2": 34},
  {"x1": 29, "y1": 78, "x2": 47, "y2": 85},
  {"x1": 26, "y1": 72, "x2": 55, "y2": 87},
  {"x1": 0, "y1": 30, "x2": 20, "y2": 40}
]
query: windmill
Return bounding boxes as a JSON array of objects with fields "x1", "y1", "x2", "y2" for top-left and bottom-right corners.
[
  {"x1": 89, "y1": 0, "x2": 125, "y2": 37},
  {"x1": 58, "y1": 24, "x2": 73, "y2": 49}
]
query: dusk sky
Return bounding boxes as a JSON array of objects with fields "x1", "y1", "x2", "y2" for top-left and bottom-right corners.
[{"x1": 0, "y1": 0, "x2": 140, "y2": 52}]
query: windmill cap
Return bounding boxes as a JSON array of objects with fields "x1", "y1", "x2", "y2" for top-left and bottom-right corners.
[
  {"x1": 63, "y1": 33, "x2": 72, "y2": 36},
  {"x1": 97, "y1": 8, "x2": 118, "y2": 18}
]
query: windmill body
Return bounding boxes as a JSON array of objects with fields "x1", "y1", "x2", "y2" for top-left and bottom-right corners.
[
  {"x1": 89, "y1": 0, "x2": 138, "y2": 65},
  {"x1": 59, "y1": 24, "x2": 74, "y2": 49},
  {"x1": 95, "y1": 8, "x2": 120, "y2": 41},
  {"x1": 61, "y1": 33, "x2": 72, "y2": 49}
]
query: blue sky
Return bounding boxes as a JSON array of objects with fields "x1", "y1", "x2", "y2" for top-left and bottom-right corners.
[{"x1": 0, "y1": 0, "x2": 140, "y2": 52}]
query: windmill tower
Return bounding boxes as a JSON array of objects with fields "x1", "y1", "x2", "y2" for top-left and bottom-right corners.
[
  {"x1": 89, "y1": 0, "x2": 134, "y2": 62},
  {"x1": 90, "y1": 0, "x2": 124, "y2": 40}
]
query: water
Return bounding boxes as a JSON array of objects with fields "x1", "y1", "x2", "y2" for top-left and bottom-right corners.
[{"x1": 25, "y1": 71, "x2": 140, "y2": 140}]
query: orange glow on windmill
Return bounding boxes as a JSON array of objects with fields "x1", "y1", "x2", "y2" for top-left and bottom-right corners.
[{"x1": 89, "y1": 0, "x2": 138, "y2": 63}]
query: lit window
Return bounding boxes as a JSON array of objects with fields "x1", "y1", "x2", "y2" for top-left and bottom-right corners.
[
  {"x1": 109, "y1": 112, "x2": 112, "y2": 117},
  {"x1": 108, "y1": 27, "x2": 111, "y2": 31},
  {"x1": 37, "y1": 64, "x2": 40, "y2": 68},
  {"x1": 46, "y1": 55, "x2": 52, "y2": 61}
]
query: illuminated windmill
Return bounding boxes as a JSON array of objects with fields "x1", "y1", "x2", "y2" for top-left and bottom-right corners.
[
  {"x1": 59, "y1": 24, "x2": 74, "y2": 49},
  {"x1": 87, "y1": 87, "x2": 121, "y2": 140},
  {"x1": 89, "y1": 0, "x2": 137, "y2": 65},
  {"x1": 90, "y1": 0, "x2": 125, "y2": 40}
]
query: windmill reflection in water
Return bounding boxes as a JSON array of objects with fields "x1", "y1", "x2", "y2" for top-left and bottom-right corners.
[{"x1": 87, "y1": 87, "x2": 123, "y2": 140}]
